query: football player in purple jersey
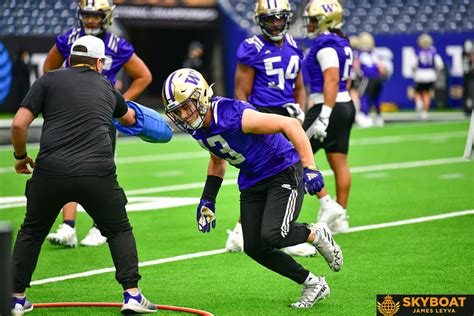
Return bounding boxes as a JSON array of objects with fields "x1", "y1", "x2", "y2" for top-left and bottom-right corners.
[
  {"x1": 412, "y1": 33, "x2": 444, "y2": 120},
  {"x1": 163, "y1": 68, "x2": 343, "y2": 309},
  {"x1": 357, "y1": 32, "x2": 386, "y2": 126},
  {"x1": 42, "y1": 0, "x2": 152, "y2": 248},
  {"x1": 302, "y1": 0, "x2": 355, "y2": 233},
  {"x1": 227, "y1": 0, "x2": 315, "y2": 257}
]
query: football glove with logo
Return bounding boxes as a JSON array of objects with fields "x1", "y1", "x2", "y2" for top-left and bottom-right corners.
[
  {"x1": 303, "y1": 165, "x2": 324, "y2": 195},
  {"x1": 196, "y1": 198, "x2": 216, "y2": 233},
  {"x1": 283, "y1": 103, "x2": 305, "y2": 124}
]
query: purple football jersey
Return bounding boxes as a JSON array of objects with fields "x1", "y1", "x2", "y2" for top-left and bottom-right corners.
[
  {"x1": 416, "y1": 47, "x2": 437, "y2": 69},
  {"x1": 236, "y1": 34, "x2": 303, "y2": 107},
  {"x1": 55, "y1": 28, "x2": 134, "y2": 85},
  {"x1": 305, "y1": 32, "x2": 353, "y2": 93},
  {"x1": 358, "y1": 50, "x2": 381, "y2": 79},
  {"x1": 192, "y1": 97, "x2": 300, "y2": 190}
]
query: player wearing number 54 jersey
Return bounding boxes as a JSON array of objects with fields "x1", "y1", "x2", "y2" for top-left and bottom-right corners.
[
  {"x1": 302, "y1": 0, "x2": 356, "y2": 233},
  {"x1": 230, "y1": 0, "x2": 314, "y2": 257}
]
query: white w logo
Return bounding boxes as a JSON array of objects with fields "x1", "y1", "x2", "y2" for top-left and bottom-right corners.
[{"x1": 321, "y1": 4, "x2": 334, "y2": 13}]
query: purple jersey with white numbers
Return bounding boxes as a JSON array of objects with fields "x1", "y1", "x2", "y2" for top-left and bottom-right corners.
[
  {"x1": 305, "y1": 32, "x2": 352, "y2": 93},
  {"x1": 358, "y1": 50, "x2": 380, "y2": 79},
  {"x1": 415, "y1": 47, "x2": 437, "y2": 69},
  {"x1": 237, "y1": 34, "x2": 303, "y2": 107},
  {"x1": 192, "y1": 97, "x2": 300, "y2": 190},
  {"x1": 55, "y1": 28, "x2": 134, "y2": 85}
]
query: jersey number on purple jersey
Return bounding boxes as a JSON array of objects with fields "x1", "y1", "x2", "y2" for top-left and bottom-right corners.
[
  {"x1": 264, "y1": 55, "x2": 300, "y2": 90},
  {"x1": 418, "y1": 51, "x2": 434, "y2": 67},
  {"x1": 198, "y1": 135, "x2": 246, "y2": 165},
  {"x1": 342, "y1": 47, "x2": 354, "y2": 81}
]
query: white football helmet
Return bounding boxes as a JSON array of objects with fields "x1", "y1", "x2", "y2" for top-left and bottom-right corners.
[
  {"x1": 303, "y1": 0, "x2": 344, "y2": 39},
  {"x1": 162, "y1": 68, "x2": 214, "y2": 134},
  {"x1": 254, "y1": 0, "x2": 293, "y2": 42},
  {"x1": 78, "y1": 0, "x2": 115, "y2": 35}
]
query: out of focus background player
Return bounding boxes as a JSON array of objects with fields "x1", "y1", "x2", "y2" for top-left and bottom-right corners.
[
  {"x1": 412, "y1": 33, "x2": 444, "y2": 120},
  {"x1": 43, "y1": 0, "x2": 152, "y2": 248},
  {"x1": 302, "y1": 0, "x2": 354, "y2": 233}
]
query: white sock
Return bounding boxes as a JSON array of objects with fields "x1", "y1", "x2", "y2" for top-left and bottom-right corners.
[
  {"x1": 304, "y1": 272, "x2": 319, "y2": 286},
  {"x1": 234, "y1": 222, "x2": 242, "y2": 234},
  {"x1": 318, "y1": 194, "x2": 332, "y2": 208},
  {"x1": 126, "y1": 289, "x2": 140, "y2": 296}
]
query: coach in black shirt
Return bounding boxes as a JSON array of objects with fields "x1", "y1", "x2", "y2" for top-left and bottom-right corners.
[{"x1": 10, "y1": 36, "x2": 157, "y2": 314}]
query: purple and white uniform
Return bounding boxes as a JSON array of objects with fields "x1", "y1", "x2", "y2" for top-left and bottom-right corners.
[
  {"x1": 56, "y1": 27, "x2": 134, "y2": 85},
  {"x1": 413, "y1": 47, "x2": 444, "y2": 83},
  {"x1": 358, "y1": 50, "x2": 381, "y2": 79},
  {"x1": 305, "y1": 32, "x2": 352, "y2": 104},
  {"x1": 192, "y1": 97, "x2": 300, "y2": 190},
  {"x1": 237, "y1": 34, "x2": 303, "y2": 107}
]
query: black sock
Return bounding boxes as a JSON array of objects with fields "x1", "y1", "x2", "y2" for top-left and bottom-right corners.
[{"x1": 63, "y1": 220, "x2": 75, "y2": 228}]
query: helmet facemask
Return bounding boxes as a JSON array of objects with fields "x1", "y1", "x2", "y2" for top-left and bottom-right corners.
[
  {"x1": 78, "y1": 0, "x2": 115, "y2": 36},
  {"x1": 166, "y1": 89, "x2": 208, "y2": 134},
  {"x1": 256, "y1": 10, "x2": 292, "y2": 42}
]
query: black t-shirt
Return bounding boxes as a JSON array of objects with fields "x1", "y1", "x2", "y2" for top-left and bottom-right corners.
[{"x1": 21, "y1": 66, "x2": 128, "y2": 177}]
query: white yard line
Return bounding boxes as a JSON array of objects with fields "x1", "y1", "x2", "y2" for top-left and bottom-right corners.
[
  {"x1": 30, "y1": 209, "x2": 474, "y2": 286},
  {"x1": 126, "y1": 157, "x2": 469, "y2": 196},
  {"x1": 0, "y1": 157, "x2": 469, "y2": 207}
]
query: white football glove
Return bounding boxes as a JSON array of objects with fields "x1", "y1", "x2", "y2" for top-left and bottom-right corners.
[
  {"x1": 283, "y1": 103, "x2": 305, "y2": 124},
  {"x1": 306, "y1": 105, "x2": 333, "y2": 142}
]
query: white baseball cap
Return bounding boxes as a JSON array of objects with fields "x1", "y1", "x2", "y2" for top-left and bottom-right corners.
[{"x1": 70, "y1": 35, "x2": 110, "y2": 61}]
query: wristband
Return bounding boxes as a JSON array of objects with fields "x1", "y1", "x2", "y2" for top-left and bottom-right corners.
[
  {"x1": 201, "y1": 175, "x2": 223, "y2": 202},
  {"x1": 14, "y1": 152, "x2": 27, "y2": 160}
]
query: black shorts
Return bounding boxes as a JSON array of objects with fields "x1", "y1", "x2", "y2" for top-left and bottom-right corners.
[
  {"x1": 350, "y1": 77, "x2": 362, "y2": 90},
  {"x1": 303, "y1": 100, "x2": 356, "y2": 154},
  {"x1": 415, "y1": 82, "x2": 435, "y2": 92},
  {"x1": 255, "y1": 105, "x2": 290, "y2": 117}
]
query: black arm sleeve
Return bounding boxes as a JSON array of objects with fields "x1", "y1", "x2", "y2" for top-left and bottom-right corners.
[{"x1": 112, "y1": 89, "x2": 128, "y2": 118}]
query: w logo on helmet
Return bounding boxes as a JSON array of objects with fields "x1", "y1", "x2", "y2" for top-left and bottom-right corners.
[
  {"x1": 321, "y1": 4, "x2": 334, "y2": 13},
  {"x1": 185, "y1": 72, "x2": 200, "y2": 85}
]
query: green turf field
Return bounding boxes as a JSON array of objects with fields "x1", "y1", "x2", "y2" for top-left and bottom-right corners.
[{"x1": 0, "y1": 120, "x2": 473, "y2": 315}]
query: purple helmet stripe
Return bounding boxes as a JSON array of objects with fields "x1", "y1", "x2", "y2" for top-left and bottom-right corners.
[{"x1": 165, "y1": 72, "x2": 177, "y2": 102}]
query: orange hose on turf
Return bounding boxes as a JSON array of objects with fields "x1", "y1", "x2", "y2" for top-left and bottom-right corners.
[{"x1": 33, "y1": 302, "x2": 214, "y2": 315}]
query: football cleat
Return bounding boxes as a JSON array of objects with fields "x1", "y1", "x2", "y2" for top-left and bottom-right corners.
[
  {"x1": 11, "y1": 296, "x2": 33, "y2": 313},
  {"x1": 46, "y1": 223, "x2": 77, "y2": 248},
  {"x1": 225, "y1": 229, "x2": 244, "y2": 252},
  {"x1": 284, "y1": 243, "x2": 319, "y2": 257},
  {"x1": 310, "y1": 223, "x2": 343, "y2": 272},
  {"x1": 317, "y1": 199, "x2": 345, "y2": 228},
  {"x1": 290, "y1": 276, "x2": 330, "y2": 308},
  {"x1": 80, "y1": 226, "x2": 107, "y2": 247},
  {"x1": 121, "y1": 291, "x2": 157, "y2": 314}
]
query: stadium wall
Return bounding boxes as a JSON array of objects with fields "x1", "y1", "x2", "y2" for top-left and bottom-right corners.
[{"x1": 219, "y1": 8, "x2": 473, "y2": 110}]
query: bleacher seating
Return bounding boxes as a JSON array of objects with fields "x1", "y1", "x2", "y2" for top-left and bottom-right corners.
[
  {"x1": 0, "y1": 0, "x2": 77, "y2": 36},
  {"x1": 224, "y1": 0, "x2": 473, "y2": 36},
  {"x1": 0, "y1": 0, "x2": 472, "y2": 36}
]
